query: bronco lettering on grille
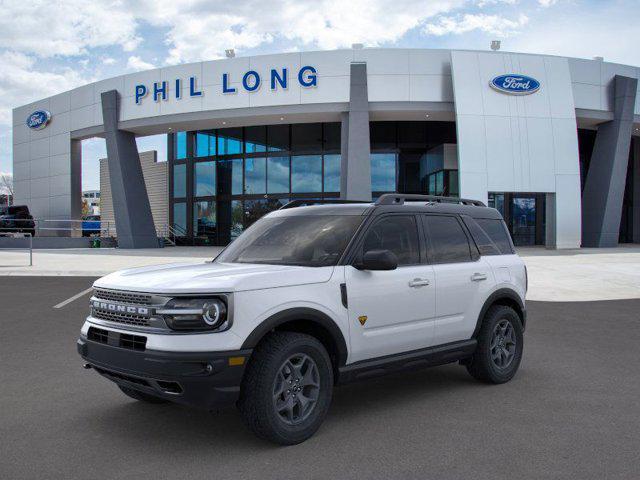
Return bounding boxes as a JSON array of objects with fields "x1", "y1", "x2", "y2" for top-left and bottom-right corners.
[{"x1": 92, "y1": 300, "x2": 150, "y2": 316}]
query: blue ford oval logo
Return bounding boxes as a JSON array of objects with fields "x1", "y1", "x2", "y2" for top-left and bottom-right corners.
[
  {"x1": 26, "y1": 110, "x2": 52, "y2": 130},
  {"x1": 490, "y1": 74, "x2": 540, "y2": 95}
]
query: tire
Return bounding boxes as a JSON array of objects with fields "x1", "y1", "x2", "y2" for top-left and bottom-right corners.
[
  {"x1": 238, "y1": 331, "x2": 334, "y2": 445},
  {"x1": 118, "y1": 385, "x2": 169, "y2": 404},
  {"x1": 466, "y1": 305, "x2": 524, "y2": 384}
]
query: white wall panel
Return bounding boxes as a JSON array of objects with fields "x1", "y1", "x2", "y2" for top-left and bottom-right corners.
[
  {"x1": 451, "y1": 50, "x2": 581, "y2": 248},
  {"x1": 409, "y1": 50, "x2": 451, "y2": 75},
  {"x1": 354, "y1": 48, "x2": 409, "y2": 75},
  {"x1": 368, "y1": 75, "x2": 409, "y2": 101},
  {"x1": 409, "y1": 75, "x2": 453, "y2": 102}
]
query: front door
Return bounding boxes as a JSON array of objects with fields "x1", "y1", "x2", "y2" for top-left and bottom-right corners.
[{"x1": 345, "y1": 214, "x2": 436, "y2": 363}]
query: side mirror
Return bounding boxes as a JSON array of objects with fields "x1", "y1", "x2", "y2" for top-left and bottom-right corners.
[{"x1": 356, "y1": 249, "x2": 398, "y2": 271}]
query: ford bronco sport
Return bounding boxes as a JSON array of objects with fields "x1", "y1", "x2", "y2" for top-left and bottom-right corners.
[{"x1": 77, "y1": 194, "x2": 527, "y2": 445}]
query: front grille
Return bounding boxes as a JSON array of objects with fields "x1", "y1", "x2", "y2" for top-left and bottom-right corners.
[
  {"x1": 87, "y1": 326, "x2": 147, "y2": 351},
  {"x1": 93, "y1": 288, "x2": 153, "y2": 305},
  {"x1": 92, "y1": 308, "x2": 151, "y2": 327}
]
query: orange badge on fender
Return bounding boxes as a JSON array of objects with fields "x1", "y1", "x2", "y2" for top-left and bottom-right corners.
[{"x1": 358, "y1": 315, "x2": 368, "y2": 326}]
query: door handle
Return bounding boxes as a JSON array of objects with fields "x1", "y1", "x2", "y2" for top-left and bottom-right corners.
[
  {"x1": 408, "y1": 278, "x2": 430, "y2": 288},
  {"x1": 470, "y1": 273, "x2": 488, "y2": 282}
]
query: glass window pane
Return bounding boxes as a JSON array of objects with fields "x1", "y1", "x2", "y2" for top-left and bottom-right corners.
[
  {"x1": 175, "y1": 132, "x2": 187, "y2": 159},
  {"x1": 231, "y1": 200, "x2": 244, "y2": 240},
  {"x1": 447, "y1": 170, "x2": 459, "y2": 196},
  {"x1": 476, "y1": 218, "x2": 514, "y2": 254},
  {"x1": 173, "y1": 163, "x2": 186, "y2": 198},
  {"x1": 245, "y1": 126, "x2": 267, "y2": 153},
  {"x1": 244, "y1": 157, "x2": 266, "y2": 194},
  {"x1": 217, "y1": 128, "x2": 243, "y2": 155},
  {"x1": 371, "y1": 153, "x2": 396, "y2": 192},
  {"x1": 173, "y1": 202, "x2": 187, "y2": 234},
  {"x1": 216, "y1": 215, "x2": 363, "y2": 267},
  {"x1": 218, "y1": 159, "x2": 243, "y2": 195},
  {"x1": 291, "y1": 155, "x2": 322, "y2": 193},
  {"x1": 291, "y1": 123, "x2": 322, "y2": 152},
  {"x1": 423, "y1": 215, "x2": 471, "y2": 264},
  {"x1": 323, "y1": 123, "x2": 341, "y2": 151},
  {"x1": 267, "y1": 124, "x2": 289, "y2": 151},
  {"x1": 195, "y1": 131, "x2": 215, "y2": 157},
  {"x1": 323, "y1": 154, "x2": 340, "y2": 192},
  {"x1": 362, "y1": 215, "x2": 420, "y2": 266},
  {"x1": 267, "y1": 156, "x2": 290, "y2": 193},
  {"x1": 193, "y1": 201, "x2": 216, "y2": 238},
  {"x1": 194, "y1": 161, "x2": 216, "y2": 197}
]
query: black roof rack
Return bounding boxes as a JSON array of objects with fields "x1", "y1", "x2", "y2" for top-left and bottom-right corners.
[
  {"x1": 375, "y1": 193, "x2": 486, "y2": 207},
  {"x1": 279, "y1": 199, "x2": 369, "y2": 210}
]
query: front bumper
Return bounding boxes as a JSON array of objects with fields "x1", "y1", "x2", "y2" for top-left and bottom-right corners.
[{"x1": 77, "y1": 336, "x2": 251, "y2": 409}]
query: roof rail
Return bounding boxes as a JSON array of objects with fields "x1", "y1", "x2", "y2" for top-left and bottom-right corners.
[
  {"x1": 279, "y1": 199, "x2": 369, "y2": 210},
  {"x1": 375, "y1": 193, "x2": 486, "y2": 207}
]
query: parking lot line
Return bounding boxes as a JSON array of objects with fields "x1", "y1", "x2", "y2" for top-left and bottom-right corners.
[{"x1": 53, "y1": 287, "x2": 94, "y2": 309}]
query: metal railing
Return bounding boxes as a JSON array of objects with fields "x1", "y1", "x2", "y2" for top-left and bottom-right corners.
[
  {"x1": 0, "y1": 218, "x2": 116, "y2": 237},
  {"x1": 0, "y1": 231, "x2": 33, "y2": 266}
]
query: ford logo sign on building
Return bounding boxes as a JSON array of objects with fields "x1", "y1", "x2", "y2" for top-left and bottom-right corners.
[
  {"x1": 26, "y1": 110, "x2": 52, "y2": 130},
  {"x1": 490, "y1": 74, "x2": 540, "y2": 95}
]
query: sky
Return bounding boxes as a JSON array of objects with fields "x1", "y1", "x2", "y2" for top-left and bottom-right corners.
[{"x1": 0, "y1": 0, "x2": 639, "y2": 192}]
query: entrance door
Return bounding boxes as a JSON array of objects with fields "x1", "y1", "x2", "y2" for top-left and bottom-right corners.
[
  {"x1": 489, "y1": 193, "x2": 546, "y2": 246},
  {"x1": 510, "y1": 196, "x2": 537, "y2": 246}
]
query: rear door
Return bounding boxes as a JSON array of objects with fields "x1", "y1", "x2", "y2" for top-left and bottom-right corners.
[
  {"x1": 422, "y1": 214, "x2": 494, "y2": 345},
  {"x1": 345, "y1": 214, "x2": 436, "y2": 363}
]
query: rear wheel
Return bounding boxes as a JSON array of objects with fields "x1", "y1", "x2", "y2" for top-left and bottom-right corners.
[
  {"x1": 118, "y1": 385, "x2": 168, "y2": 404},
  {"x1": 466, "y1": 305, "x2": 523, "y2": 384},
  {"x1": 238, "y1": 331, "x2": 333, "y2": 445}
]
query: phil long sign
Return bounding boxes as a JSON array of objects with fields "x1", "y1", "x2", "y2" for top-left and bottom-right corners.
[{"x1": 490, "y1": 74, "x2": 540, "y2": 95}]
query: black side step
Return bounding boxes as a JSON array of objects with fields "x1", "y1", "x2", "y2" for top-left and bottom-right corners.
[{"x1": 337, "y1": 339, "x2": 477, "y2": 384}]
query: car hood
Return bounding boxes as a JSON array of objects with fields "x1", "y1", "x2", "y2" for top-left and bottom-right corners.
[{"x1": 93, "y1": 261, "x2": 335, "y2": 294}]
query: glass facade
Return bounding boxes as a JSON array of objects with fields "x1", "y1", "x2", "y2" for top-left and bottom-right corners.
[
  {"x1": 369, "y1": 121, "x2": 458, "y2": 197},
  {"x1": 169, "y1": 123, "x2": 341, "y2": 245},
  {"x1": 169, "y1": 120, "x2": 460, "y2": 245}
]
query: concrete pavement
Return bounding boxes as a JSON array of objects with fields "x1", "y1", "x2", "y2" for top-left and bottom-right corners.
[
  {"x1": 1, "y1": 276, "x2": 639, "y2": 480},
  {"x1": 1, "y1": 245, "x2": 639, "y2": 301}
]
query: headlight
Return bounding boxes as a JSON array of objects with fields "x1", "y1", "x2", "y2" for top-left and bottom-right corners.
[{"x1": 158, "y1": 298, "x2": 229, "y2": 332}]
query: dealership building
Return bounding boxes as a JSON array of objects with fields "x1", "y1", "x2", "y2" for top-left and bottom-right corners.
[{"x1": 11, "y1": 48, "x2": 640, "y2": 248}]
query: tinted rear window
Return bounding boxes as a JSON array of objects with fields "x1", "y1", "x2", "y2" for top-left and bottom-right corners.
[
  {"x1": 474, "y1": 218, "x2": 514, "y2": 255},
  {"x1": 423, "y1": 215, "x2": 472, "y2": 264}
]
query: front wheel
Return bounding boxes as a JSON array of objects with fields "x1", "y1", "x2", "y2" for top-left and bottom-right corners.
[
  {"x1": 466, "y1": 305, "x2": 524, "y2": 384},
  {"x1": 238, "y1": 331, "x2": 334, "y2": 445}
]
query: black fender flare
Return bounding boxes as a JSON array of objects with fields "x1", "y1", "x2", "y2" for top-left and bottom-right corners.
[
  {"x1": 472, "y1": 288, "x2": 526, "y2": 338},
  {"x1": 241, "y1": 307, "x2": 349, "y2": 366}
]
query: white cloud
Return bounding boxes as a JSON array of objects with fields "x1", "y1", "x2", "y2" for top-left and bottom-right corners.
[
  {"x1": 102, "y1": 57, "x2": 117, "y2": 65},
  {"x1": 126, "y1": 55, "x2": 156, "y2": 72},
  {"x1": 424, "y1": 13, "x2": 529, "y2": 36},
  {"x1": 0, "y1": 0, "x2": 140, "y2": 58},
  {"x1": 133, "y1": 0, "x2": 467, "y2": 64},
  {"x1": 538, "y1": 0, "x2": 558, "y2": 6},
  {"x1": 0, "y1": 51, "x2": 86, "y2": 124}
]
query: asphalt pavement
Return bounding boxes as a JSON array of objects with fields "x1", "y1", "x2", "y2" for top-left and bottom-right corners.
[{"x1": 1, "y1": 276, "x2": 639, "y2": 480}]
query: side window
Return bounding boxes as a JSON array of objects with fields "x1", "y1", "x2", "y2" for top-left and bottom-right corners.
[
  {"x1": 462, "y1": 216, "x2": 500, "y2": 256},
  {"x1": 361, "y1": 215, "x2": 420, "y2": 266},
  {"x1": 475, "y1": 218, "x2": 514, "y2": 254},
  {"x1": 423, "y1": 215, "x2": 472, "y2": 264}
]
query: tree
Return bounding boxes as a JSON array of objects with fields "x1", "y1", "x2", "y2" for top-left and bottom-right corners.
[
  {"x1": 0, "y1": 173, "x2": 13, "y2": 207},
  {"x1": 82, "y1": 199, "x2": 91, "y2": 217}
]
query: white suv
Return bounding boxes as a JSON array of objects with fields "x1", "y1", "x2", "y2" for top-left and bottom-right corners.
[{"x1": 78, "y1": 194, "x2": 527, "y2": 445}]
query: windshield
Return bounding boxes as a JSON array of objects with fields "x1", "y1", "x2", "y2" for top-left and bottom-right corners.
[{"x1": 216, "y1": 215, "x2": 363, "y2": 267}]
